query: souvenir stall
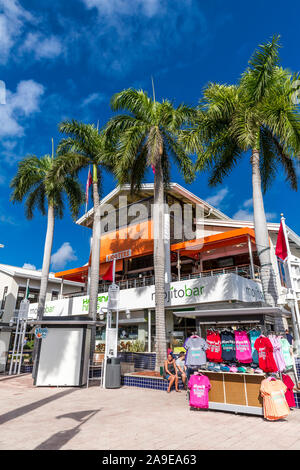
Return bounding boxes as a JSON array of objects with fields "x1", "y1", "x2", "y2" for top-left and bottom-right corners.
[{"x1": 174, "y1": 307, "x2": 298, "y2": 418}]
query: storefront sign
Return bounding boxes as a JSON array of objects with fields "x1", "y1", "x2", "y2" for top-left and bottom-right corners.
[
  {"x1": 106, "y1": 249, "x2": 131, "y2": 262},
  {"x1": 35, "y1": 327, "x2": 48, "y2": 339},
  {"x1": 28, "y1": 274, "x2": 264, "y2": 319}
]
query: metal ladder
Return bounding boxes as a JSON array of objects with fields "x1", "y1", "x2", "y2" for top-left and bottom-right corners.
[{"x1": 9, "y1": 314, "x2": 28, "y2": 375}]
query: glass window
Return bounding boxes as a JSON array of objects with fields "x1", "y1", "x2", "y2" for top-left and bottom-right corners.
[
  {"x1": 1, "y1": 286, "x2": 8, "y2": 310},
  {"x1": 16, "y1": 287, "x2": 39, "y2": 309}
]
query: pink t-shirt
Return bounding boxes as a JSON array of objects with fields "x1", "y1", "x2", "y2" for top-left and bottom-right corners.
[
  {"x1": 235, "y1": 331, "x2": 252, "y2": 363},
  {"x1": 188, "y1": 374, "x2": 211, "y2": 409}
]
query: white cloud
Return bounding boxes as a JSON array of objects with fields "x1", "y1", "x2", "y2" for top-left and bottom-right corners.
[
  {"x1": 0, "y1": 79, "x2": 44, "y2": 138},
  {"x1": 82, "y1": 0, "x2": 161, "y2": 17},
  {"x1": 81, "y1": 92, "x2": 107, "y2": 108},
  {"x1": 78, "y1": 0, "x2": 211, "y2": 77},
  {"x1": 206, "y1": 187, "x2": 229, "y2": 208},
  {"x1": 0, "y1": 0, "x2": 33, "y2": 63},
  {"x1": 22, "y1": 263, "x2": 36, "y2": 270},
  {"x1": 20, "y1": 33, "x2": 63, "y2": 59},
  {"x1": 51, "y1": 242, "x2": 77, "y2": 270},
  {"x1": 0, "y1": 0, "x2": 63, "y2": 64},
  {"x1": 232, "y1": 199, "x2": 277, "y2": 222}
]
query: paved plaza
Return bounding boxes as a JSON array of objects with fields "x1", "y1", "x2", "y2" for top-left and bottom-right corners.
[{"x1": 0, "y1": 374, "x2": 300, "y2": 450}]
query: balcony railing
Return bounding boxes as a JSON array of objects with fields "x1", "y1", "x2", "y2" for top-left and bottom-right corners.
[
  {"x1": 180, "y1": 264, "x2": 261, "y2": 282},
  {"x1": 62, "y1": 264, "x2": 261, "y2": 297}
]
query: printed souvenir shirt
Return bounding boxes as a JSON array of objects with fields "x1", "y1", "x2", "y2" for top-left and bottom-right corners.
[
  {"x1": 268, "y1": 335, "x2": 286, "y2": 372},
  {"x1": 254, "y1": 336, "x2": 278, "y2": 373},
  {"x1": 249, "y1": 330, "x2": 260, "y2": 365},
  {"x1": 282, "y1": 374, "x2": 296, "y2": 408},
  {"x1": 234, "y1": 331, "x2": 252, "y2": 363},
  {"x1": 221, "y1": 331, "x2": 236, "y2": 362},
  {"x1": 280, "y1": 338, "x2": 293, "y2": 370},
  {"x1": 184, "y1": 336, "x2": 208, "y2": 367},
  {"x1": 188, "y1": 374, "x2": 211, "y2": 409},
  {"x1": 206, "y1": 330, "x2": 222, "y2": 363},
  {"x1": 260, "y1": 378, "x2": 290, "y2": 421}
]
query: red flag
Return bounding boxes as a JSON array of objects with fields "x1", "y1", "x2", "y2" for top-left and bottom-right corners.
[
  {"x1": 85, "y1": 167, "x2": 92, "y2": 210},
  {"x1": 102, "y1": 262, "x2": 113, "y2": 281},
  {"x1": 275, "y1": 221, "x2": 288, "y2": 261}
]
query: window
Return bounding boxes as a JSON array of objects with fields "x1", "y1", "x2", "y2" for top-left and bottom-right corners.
[
  {"x1": 51, "y1": 291, "x2": 59, "y2": 301},
  {"x1": 16, "y1": 287, "x2": 39, "y2": 310},
  {"x1": 1, "y1": 286, "x2": 8, "y2": 310}
]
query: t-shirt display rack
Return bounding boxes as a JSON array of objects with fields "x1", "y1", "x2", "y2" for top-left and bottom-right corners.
[{"x1": 183, "y1": 318, "x2": 298, "y2": 417}]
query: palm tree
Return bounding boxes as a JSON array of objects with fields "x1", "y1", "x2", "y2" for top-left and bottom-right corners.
[
  {"x1": 182, "y1": 35, "x2": 300, "y2": 308},
  {"x1": 10, "y1": 151, "x2": 84, "y2": 374},
  {"x1": 104, "y1": 88, "x2": 196, "y2": 368},
  {"x1": 55, "y1": 120, "x2": 115, "y2": 355}
]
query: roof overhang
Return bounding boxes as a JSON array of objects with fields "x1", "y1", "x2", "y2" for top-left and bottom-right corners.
[
  {"x1": 76, "y1": 183, "x2": 231, "y2": 228},
  {"x1": 173, "y1": 306, "x2": 291, "y2": 318},
  {"x1": 171, "y1": 227, "x2": 255, "y2": 256}
]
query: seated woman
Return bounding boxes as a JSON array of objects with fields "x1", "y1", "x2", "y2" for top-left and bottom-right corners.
[
  {"x1": 175, "y1": 351, "x2": 187, "y2": 389},
  {"x1": 164, "y1": 353, "x2": 180, "y2": 393}
]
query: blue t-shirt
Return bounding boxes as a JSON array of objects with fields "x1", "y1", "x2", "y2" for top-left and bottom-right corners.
[{"x1": 249, "y1": 330, "x2": 260, "y2": 365}]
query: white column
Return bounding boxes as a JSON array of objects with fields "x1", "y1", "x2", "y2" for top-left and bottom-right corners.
[
  {"x1": 60, "y1": 277, "x2": 64, "y2": 299},
  {"x1": 148, "y1": 309, "x2": 151, "y2": 353},
  {"x1": 247, "y1": 235, "x2": 255, "y2": 279},
  {"x1": 164, "y1": 204, "x2": 171, "y2": 284}
]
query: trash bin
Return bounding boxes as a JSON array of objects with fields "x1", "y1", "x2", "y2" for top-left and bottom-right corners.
[{"x1": 105, "y1": 356, "x2": 121, "y2": 388}]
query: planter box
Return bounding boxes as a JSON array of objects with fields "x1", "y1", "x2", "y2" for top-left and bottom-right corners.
[
  {"x1": 21, "y1": 364, "x2": 33, "y2": 373},
  {"x1": 118, "y1": 352, "x2": 156, "y2": 371},
  {"x1": 121, "y1": 362, "x2": 135, "y2": 374}
]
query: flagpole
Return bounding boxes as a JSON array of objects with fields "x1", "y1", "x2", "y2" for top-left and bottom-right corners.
[{"x1": 281, "y1": 213, "x2": 300, "y2": 355}]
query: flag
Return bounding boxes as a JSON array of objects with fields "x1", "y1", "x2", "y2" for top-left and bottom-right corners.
[
  {"x1": 151, "y1": 164, "x2": 155, "y2": 174},
  {"x1": 102, "y1": 262, "x2": 114, "y2": 281},
  {"x1": 85, "y1": 167, "x2": 92, "y2": 212},
  {"x1": 275, "y1": 221, "x2": 288, "y2": 261}
]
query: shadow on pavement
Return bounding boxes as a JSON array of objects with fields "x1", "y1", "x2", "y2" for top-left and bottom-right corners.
[
  {"x1": 0, "y1": 388, "x2": 80, "y2": 425},
  {"x1": 34, "y1": 409, "x2": 101, "y2": 450}
]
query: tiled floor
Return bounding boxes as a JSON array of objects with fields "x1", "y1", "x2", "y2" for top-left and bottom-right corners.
[{"x1": 1, "y1": 374, "x2": 300, "y2": 450}]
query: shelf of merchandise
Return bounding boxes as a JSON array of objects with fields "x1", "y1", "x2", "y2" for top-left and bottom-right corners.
[{"x1": 196, "y1": 370, "x2": 265, "y2": 416}]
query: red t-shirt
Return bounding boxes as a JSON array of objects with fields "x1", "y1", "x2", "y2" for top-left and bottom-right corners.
[
  {"x1": 254, "y1": 336, "x2": 278, "y2": 372},
  {"x1": 206, "y1": 330, "x2": 222, "y2": 363},
  {"x1": 282, "y1": 374, "x2": 296, "y2": 408}
]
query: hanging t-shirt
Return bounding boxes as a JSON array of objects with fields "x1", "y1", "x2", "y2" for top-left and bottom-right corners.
[
  {"x1": 221, "y1": 331, "x2": 236, "y2": 362},
  {"x1": 188, "y1": 374, "x2": 211, "y2": 409},
  {"x1": 235, "y1": 331, "x2": 252, "y2": 363},
  {"x1": 249, "y1": 330, "x2": 260, "y2": 365},
  {"x1": 260, "y1": 378, "x2": 290, "y2": 421},
  {"x1": 268, "y1": 335, "x2": 286, "y2": 372},
  {"x1": 184, "y1": 336, "x2": 208, "y2": 367},
  {"x1": 254, "y1": 336, "x2": 278, "y2": 373},
  {"x1": 206, "y1": 330, "x2": 222, "y2": 363},
  {"x1": 282, "y1": 374, "x2": 296, "y2": 408},
  {"x1": 280, "y1": 337, "x2": 293, "y2": 370}
]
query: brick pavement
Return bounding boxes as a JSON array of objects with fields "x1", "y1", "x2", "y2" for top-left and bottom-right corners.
[{"x1": 0, "y1": 374, "x2": 300, "y2": 450}]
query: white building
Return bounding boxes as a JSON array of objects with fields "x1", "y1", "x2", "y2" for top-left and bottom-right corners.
[
  {"x1": 0, "y1": 264, "x2": 84, "y2": 372},
  {"x1": 28, "y1": 183, "x2": 300, "y2": 351}
]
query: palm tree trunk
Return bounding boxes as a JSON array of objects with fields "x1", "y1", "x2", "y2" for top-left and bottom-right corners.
[
  {"x1": 32, "y1": 203, "x2": 55, "y2": 378},
  {"x1": 153, "y1": 156, "x2": 167, "y2": 370},
  {"x1": 88, "y1": 165, "x2": 101, "y2": 361},
  {"x1": 251, "y1": 149, "x2": 278, "y2": 308}
]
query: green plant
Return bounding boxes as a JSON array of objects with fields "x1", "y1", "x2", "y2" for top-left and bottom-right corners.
[{"x1": 128, "y1": 340, "x2": 145, "y2": 353}]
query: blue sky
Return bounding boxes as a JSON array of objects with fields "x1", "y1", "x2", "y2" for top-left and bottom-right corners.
[{"x1": 0, "y1": 0, "x2": 299, "y2": 272}]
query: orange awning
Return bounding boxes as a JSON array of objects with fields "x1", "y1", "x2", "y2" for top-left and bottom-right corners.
[
  {"x1": 55, "y1": 259, "x2": 123, "y2": 282},
  {"x1": 171, "y1": 227, "x2": 256, "y2": 258}
]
